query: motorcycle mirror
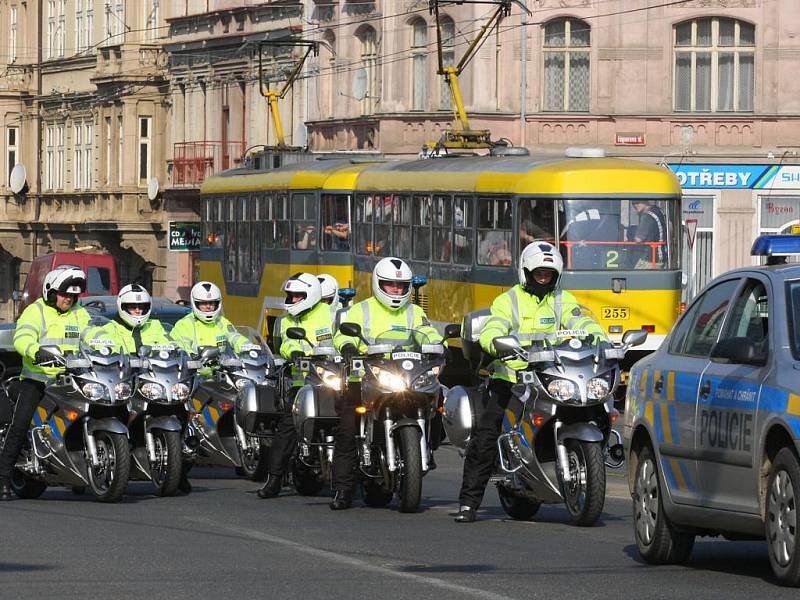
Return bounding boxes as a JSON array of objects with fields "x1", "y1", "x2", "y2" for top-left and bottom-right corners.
[
  {"x1": 199, "y1": 346, "x2": 221, "y2": 361},
  {"x1": 138, "y1": 344, "x2": 152, "y2": 357},
  {"x1": 339, "y1": 322, "x2": 362, "y2": 338},
  {"x1": 444, "y1": 323, "x2": 461, "y2": 339},
  {"x1": 493, "y1": 336, "x2": 522, "y2": 353},
  {"x1": 39, "y1": 345, "x2": 63, "y2": 359},
  {"x1": 286, "y1": 327, "x2": 307, "y2": 341},
  {"x1": 622, "y1": 329, "x2": 648, "y2": 348}
]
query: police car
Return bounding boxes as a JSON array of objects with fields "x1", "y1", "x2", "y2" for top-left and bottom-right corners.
[{"x1": 624, "y1": 235, "x2": 800, "y2": 586}]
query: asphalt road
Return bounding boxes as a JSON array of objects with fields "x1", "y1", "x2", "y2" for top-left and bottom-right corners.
[{"x1": 0, "y1": 446, "x2": 794, "y2": 600}]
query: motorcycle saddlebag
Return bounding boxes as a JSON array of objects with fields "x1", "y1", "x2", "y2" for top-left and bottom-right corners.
[
  {"x1": 292, "y1": 385, "x2": 339, "y2": 444},
  {"x1": 235, "y1": 384, "x2": 283, "y2": 434},
  {"x1": 443, "y1": 385, "x2": 486, "y2": 451}
]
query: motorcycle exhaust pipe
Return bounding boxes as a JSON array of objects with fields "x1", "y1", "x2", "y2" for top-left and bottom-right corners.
[
  {"x1": 83, "y1": 421, "x2": 100, "y2": 468},
  {"x1": 234, "y1": 423, "x2": 248, "y2": 452},
  {"x1": 145, "y1": 431, "x2": 157, "y2": 463},
  {"x1": 384, "y1": 410, "x2": 397, "y2": 472},
  {"x1": 417, "y1": 409, "x2": 428, "y2": 472}
]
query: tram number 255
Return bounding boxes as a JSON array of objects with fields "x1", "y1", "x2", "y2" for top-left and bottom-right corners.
[{"x1": 602, "y1": 307, "x2": 629, "y2": 320}]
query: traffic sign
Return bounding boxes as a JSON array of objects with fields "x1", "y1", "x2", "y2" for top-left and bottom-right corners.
[
  {"x1": 686, "y1": 219, "x2": 698, "y2": 250},
  {"x1": 168, "y1": 221, "x2": 202, "y2": 251}
]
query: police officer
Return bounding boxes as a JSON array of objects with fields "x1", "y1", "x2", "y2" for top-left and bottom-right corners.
[
  {"x1": 170, "y1": 281, "x2": 247, "y2": 493},
  {"x1": 630, "y1": 200, "x2": 667, "y2": 267},
  {"x1": 318, "y1": 273, "x2": 341, "y2": 321},
  {"x1": 257, "y1": 273, "x2": 333, "y2": 499},
  {"x1": 454, "y1": 242, "x2": 607, "y2": 522},
  {"x1": 0, "y1": 266, "x2": 91, "y2": 501},
  {"x1": 330, "y1": 257, "x2": 441, "y2": 510},
  {"x1": 98, "y1": 284, "x2": 171, "y2": 352}
]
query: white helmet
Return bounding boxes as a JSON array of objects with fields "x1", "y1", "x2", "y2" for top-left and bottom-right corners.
[
  {"x1": 518, "y1": 241, "x2": 563, "y2": 294},
  {"x1": 117, "y1": 283, "x2": 151, "y2": 328},
  {"x1": 318, "y1": 274, "x2": 339, "y2": 305},
  {"x1": 190, "y1": 281, "x2": 223, "y2": 322},
  {"x1": 282, "y1": 273, "x2": 322, "y2": 317},
  {"x1": 372, "y1": 257, "x2": 412, "y2": 310},
  {"x1": 43, "y1": 265, "x2": 86, "y2": 306}
]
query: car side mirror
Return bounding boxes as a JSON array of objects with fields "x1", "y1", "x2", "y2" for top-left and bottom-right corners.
[
  {"x1": 339, "y1": 322, "x2": 362, "y2": 338},
  {"x1": 286, "y1": 327, "x2": 307, "y2": 341},
  {"x1": 444, "y1": 323, "x2": 461, "y2": 339},
  {"x1": 622, "y1": 329, "x2": 647, "y2": 348},
  {"x1": 710, "y1": 337, "x2": 767, "y2": 367}
]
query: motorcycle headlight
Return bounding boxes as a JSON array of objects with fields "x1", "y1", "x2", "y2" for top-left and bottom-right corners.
[
  {"x1": 234, "y1": 378, "x2": 252, "y2": 391},
  {"x1": 546, "y1": 378, "x2": 577, "y2": 402},
  {"x1": 315, "y1": 366, "x2": 342, "y2": 391},
  {"x1": 81, "y1": 382, "x2": 108, "y2": 401},
  {"x1": 370, "y1": 366, "x2": 406, "y2": 392},
  {"x1": 412, "y1": 371, "x2": 438, "y2": 390},
  {"x1": 171, "y1": 383, "x2": 191, "y2": 401},
  {"x1": 587, "y1": 377, "x2": 611, "y2": 400},
  {"x1": 114, "y1": 382, "x2": 132, "y2": 400},
  {"x1": 140, "y1": 382, "x2": 166, "y2": 401}
]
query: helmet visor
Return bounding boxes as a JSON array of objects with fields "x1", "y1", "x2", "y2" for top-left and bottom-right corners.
[
  {"x1": 122, "y1": 302, "x2": 150, "y2": 315},
  {"x1": 285, "y1": 291, "x2": 307, "y2": 305},
  {"x1": 379, "y1": 280, "x2": 410, "y2": 297},
  {"x1": 195, "y1": 299, "x2": 220, "y2": 312}
]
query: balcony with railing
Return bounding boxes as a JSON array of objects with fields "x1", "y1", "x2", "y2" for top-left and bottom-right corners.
[{"x1": 170, "y1": 141, "x2": 245, "y2": 187}]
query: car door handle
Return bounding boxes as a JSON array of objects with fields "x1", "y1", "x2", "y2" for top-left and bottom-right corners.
[
  {"x1": 700, "y1": 380, "x2": 711, "y2": 398},
  {"x1": 654, "y1": 378, "x2": 664, "y2": 393}
]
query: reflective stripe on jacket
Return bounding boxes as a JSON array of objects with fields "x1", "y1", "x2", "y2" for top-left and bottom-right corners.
[
  {"x1": 280, "y1": 302, "x2": 335, "y2": 387},
  {"x1": 479, "y1": 285, "x2": 607, "y2": 382},
  {"x1": 97, "y1": 319, "x2": 172, "y2": 354},
  {"x1": 171, "y1": 314, "x2": 247, "y2": 354},
  {"x1": 14, "y1": 298, "x2": 92, "y2": 382}
]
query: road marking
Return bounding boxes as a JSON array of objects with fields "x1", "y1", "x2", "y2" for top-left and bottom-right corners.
[{"x1": 188, "y1": 516, "x2": 524, "y2": 600}]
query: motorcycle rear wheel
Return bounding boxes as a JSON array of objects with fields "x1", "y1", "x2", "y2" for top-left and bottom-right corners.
[
  {"x1": 236, "y1": 439, "x2": 269, "y2": 482},
  {"x1": 561, "y1": 439, "x2": 605, "y2": 526},
  {"x1": 497, "y1": 485, "x2": 541, "y2": 520},
  {"x1": 87, "y1": 431, "x2": 130, "y2": 503},
  {"x1": 397, "y1": 426, "x2": 422, "y2": 513},
  {"x1": 362, "y1": 479, "x2": 393, "y2": 508},
  {"x1": 11, "y1": 468, "x2": 46, "y2": 499},
  {"x1": 151, "y1": 430, "x2": 182, "y2": 497}
]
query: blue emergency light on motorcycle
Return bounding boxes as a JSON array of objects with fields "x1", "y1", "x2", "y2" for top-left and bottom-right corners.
[
  {"x1": 412, "y1": 275, "x2": 428, "y2": 288},
  {"x1": 751, "y1": 234, "x2": 800, "y2": 265}
]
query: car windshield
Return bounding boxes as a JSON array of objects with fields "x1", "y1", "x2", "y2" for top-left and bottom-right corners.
[
  {"x1": 373, "y1": 328, "x2": 438, "y2": 351},
  {"x1": 786, "y1": 280, "x2": 800, "y2": 359}
]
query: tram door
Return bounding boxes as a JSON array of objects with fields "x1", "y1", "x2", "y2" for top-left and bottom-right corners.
[{"x1": 681, "y1": 196, "x2": 715, "y2": 303}]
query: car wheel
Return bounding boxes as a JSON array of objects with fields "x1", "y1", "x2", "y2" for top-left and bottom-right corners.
[
  {"x1": 766, "y1": 448, "x2": 800, "y2": 586},
  {"x1": 633, "y1": 445, "x2": 694, "y2": 564}
]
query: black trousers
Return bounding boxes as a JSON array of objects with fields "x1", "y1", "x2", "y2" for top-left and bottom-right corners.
[
  {"x1": 0, "y1": 379, "x2": 45, "y2": 482},
  {"x1": 267, "y1": 388, "x2": 298, "y2": 477},
  {"x1": 330, "y1": 384, "x2": 359, "y2": 492},
  {"x1": 458, "y1": 379, "x2": 513, "y2": 509}
]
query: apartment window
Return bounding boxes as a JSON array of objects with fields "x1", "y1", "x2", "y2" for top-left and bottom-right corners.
[
  {"x1": 76, "y1": 0, "x2": 93, "y2": 52},
  {"x1": 104, "y1": 117, "x2": 111, "y2": 185},
  {"x1": 674, "y1": 17, "x2": 755, "y2": 112},
  {"x1": 439, "y1": 17, "x2": 455, "y2": 110},
  {"x1": 6, "y1": 127, "x2": 18, "y2": 187},
  {"x1": 145, "y1": 0, "x2": 159, "y2": 41},
  {"x1": 357, "y1": 27, "x2": 378, "y2": 115},
  {"x1": 47, "y1": 0, "x2": 55, "y2": 59},
  {"x1": 59, "y1": 0, "x2": 65, "y2": 56},
  {"x1": 411, "y1": 19, "x2": 427, "y2": 111},
  {"x1": 117, "y1": 116, "x2": 123, "y2": 185},
  {"x1": 83, "y1": 123, "x2": 93, "y2": 189},
  {"x1": 46, "y1": 123, "x2": 64, "y2": 190},
  {"x1": 74, "y1": 124, "x2": 83, "y2": 189},
  {"x1": 138, "y1": 116, "x2": 151, "y2": 184},
  {"x1": 9, "y1": 7, "x2": 17, "y2": 63},
  {"x1": 543, "y1": 18, "x2": 590, "y2": 112},
  {"x1": 104, "y1": 0, "x2": 125, "y2": 46}
]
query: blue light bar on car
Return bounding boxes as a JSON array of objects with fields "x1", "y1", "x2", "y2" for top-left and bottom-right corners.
[{"x1": 751, "y1": 234, "x2": 800, "y2": 256}]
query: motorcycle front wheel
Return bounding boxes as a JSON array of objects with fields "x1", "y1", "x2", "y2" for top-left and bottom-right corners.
[
  {"x1": 87, "y1": 431, "x2": 130, "y2": 503},
  {"x1": 561, "y1": 439, "x2": 605, "y2": 526},
  {"x1": 11, "y1": 468, "x2": 47, "y2": 499},
  {"x1": 236, "y1": 438, "x2": 269, "y2": 481},
  {"x1": 397, "y1": 426, "x2": 422, "y2": 513},
  {"x1": 151, "y1": 430, "x2": 182, "y2": 497},
  {"x1": 362, "y1": 479, "x2": 393, "y2": 508}
]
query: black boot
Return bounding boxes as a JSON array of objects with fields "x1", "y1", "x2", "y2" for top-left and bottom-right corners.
[
  {"x1": 178, "y1": 475, "x2": 192, "y2": 494},
  {"x1": 0, "y1": 481, "x2": 13, "y2": 501},
  {"x1": 257, "y1": 474, "x2": 282, "y2": 499},
  {"x1": 329, "y1": 489, "x2": 353, "y2": 510},
  {"x1": 454, "y1": 506, "x2": 476, "y2": 523}
]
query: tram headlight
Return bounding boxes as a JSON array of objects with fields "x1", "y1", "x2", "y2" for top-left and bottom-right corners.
[
  {"x1": 140, "y1": 382, "x2": 166, "y2": 401},
  {"x1": 587, "y1": 377, "x2": 611, "y2": 400},
  {"x1": 546, "y1": 378, "x2": 577, "y2": 402},
  {"x1": 81, "y1": 382, "x2": 108, "y2": 401},
  {"x1": 315, "y1": 366, "x2": 342, "y2": 391}
]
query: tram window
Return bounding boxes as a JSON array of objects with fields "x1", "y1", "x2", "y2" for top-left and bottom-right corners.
[
  {"x1": 373, "y1": 194, "x2": 392, "y2": 257},
  {"x1": 432, "y1": 195, "x2": 452, "y2": 263},
  {"x1": 238, "y1": 196, "x2": 251, "y2": 282},
  {"x1": 518, "y1": 199, "x2": 556, "y2": 248},
  {"x1": 413, "y1": 195, "x2": 432, "y2": 261},
  {"x1": 321, "y1": 194, "x2": 350, "y2": 252},
  {"x1": 260, "y1": 194, "x2": 273, "y2": 249},
  {"x1": 355, "y1": 194, "x2": 372, "y2": 255},
  {"x1": 393, "y1": 195, "x2": 412, "y2": 258},
  {"x1": 250, "y1": 194, "x2": 261, "y2": 281},
  {"x1": 224, "y1": 196, "x2": 237, "y2": 281},
  {"x1": 275, "y1": 194, "x2": 290, "y2": 249},
  {"x1": 477, "y1": 197, "x2": 512, "y2": 266},
  {"x1": 453, "y1": 195, "x2": 473, "y2": 265},
  {"x1": 292, "y1": 193, "x2": 317, "y2": 250}
]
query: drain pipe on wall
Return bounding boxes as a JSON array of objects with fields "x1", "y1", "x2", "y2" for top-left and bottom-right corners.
[{"x1": 519, "y1": 7, "x2": 528, "y2": 148}]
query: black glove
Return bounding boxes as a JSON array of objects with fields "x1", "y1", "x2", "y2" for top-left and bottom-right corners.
[
  {"x1": 341, "y1": 344, "x2": 358, "y2": 359},
  {"x1": 290, "y1": 351, "x2": 304, "y2": 360},
  {"x1": 34, "y1": 348, "x2": 51, "y2": 364},
  {"x1": 493, "y1": 339, "x2": 516, "y2": 359}
]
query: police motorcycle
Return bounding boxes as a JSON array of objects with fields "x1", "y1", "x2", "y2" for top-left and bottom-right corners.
[
  {"x1": 285, "y1": 326, "x2": 345, "y2": 496},
  {"x1": 445, "y1": 313, "x2": 646, "y2": 526},
  {"x1": 0, "y1": 316, "x2": 133, "y2": 502},
  {"x1": 337, "y1": 321, "x2": 447, "y2": 513},
  {"x1": 127, "y1": 343, "x2": 205, "y2": 496},
  {"x1": 186, "y1": 328, "x2": 283, "y2": 481}
]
